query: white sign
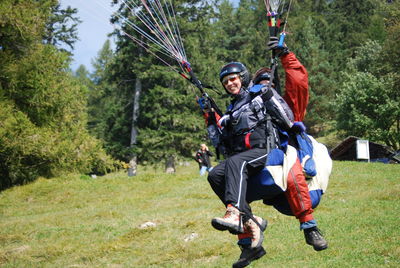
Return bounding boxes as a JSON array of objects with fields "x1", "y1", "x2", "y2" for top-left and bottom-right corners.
[{"x1": 356, "y1": 140, "x2": 370, "y2": 161}]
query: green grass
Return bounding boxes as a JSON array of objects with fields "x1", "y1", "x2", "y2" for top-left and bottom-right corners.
[{"x1": 1, "y1": 161, "x2": 399, "y2": 267}]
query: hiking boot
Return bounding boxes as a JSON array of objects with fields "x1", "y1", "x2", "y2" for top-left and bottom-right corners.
[
  {"x1": 232, "y1": 246, "x2": 266, "y2": 268},
  {"x1": 243, "y1": 216, "x2": 268, "y2": 248},
  {"x1": 211, "y1": 205, "x2": 243, "y2": 234},
  {"x1": 304, "y1": 227, "x2": 328, "y2": 251}
]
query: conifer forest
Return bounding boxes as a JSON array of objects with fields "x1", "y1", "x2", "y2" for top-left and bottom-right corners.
[{"x1": 1, "y1": 0, "x2": 399, "y2": 189}]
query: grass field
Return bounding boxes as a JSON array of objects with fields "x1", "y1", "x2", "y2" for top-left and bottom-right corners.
[{"x1": 0, "y1": 161, "x2": 399, "y2": 267}]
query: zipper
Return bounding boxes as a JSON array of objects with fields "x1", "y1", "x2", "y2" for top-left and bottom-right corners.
[{"x1": 290, "y1": 169, "x2": 305, "y2": 211}]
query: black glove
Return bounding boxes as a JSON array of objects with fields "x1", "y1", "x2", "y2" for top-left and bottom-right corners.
[
  {"x1": 267, "y1": 36, "x2": 289, "y2": 57},
  {"x1": 267, "y1": 36, "x2": 279, "y2": 50},
  {"x1": 291, "y1": 121, "x2": 307, "y2": 133}
]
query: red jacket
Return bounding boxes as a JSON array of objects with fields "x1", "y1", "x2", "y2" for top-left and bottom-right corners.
[{"x1": 281, "y1": 52, "x2": 309, "y2": 122}]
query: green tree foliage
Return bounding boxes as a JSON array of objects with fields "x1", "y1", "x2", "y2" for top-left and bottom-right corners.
[
  {"x1": 43, "y1": 2, "x2": 81, "y2": 52},
  {"x1": 322, "y1": 0, "x2": 378, "y2": 63},
  {"x1": 87, "y1": 35, "x2": 137, "y2": 161},
  {"x1": 335, "y1": 1, "x2": 400, "y2": 150},
  {"x1": 86, "y1": 40, "x2": 115, "y2": 141},
  {"x1": 381, "y1": 0, "x2": 400, "y2": 75},
  {"x1": 212, "y1": 0, "x2": 268, "y2": 72},
  {"x1": 336, "y1": 40, "x2": 399, "y2": 150},
  {"x1": 0, "y1": 0, "x2": 48, "y2": 56},
  {"x1": 2, "y1": 0, "x2": 398, "y2": 186},
  {"x1": 0, "y1": 0, "x2": 116, "y2": 189},
  {"x1": 287, "y1": 3, "x2": 336, "y2": 133},
  {"x1": 87, "y1": 0, "x2": 399, "y2": 166},
  {"x1": 90, "y1": 0, "x2": 220, "y2": 167}
]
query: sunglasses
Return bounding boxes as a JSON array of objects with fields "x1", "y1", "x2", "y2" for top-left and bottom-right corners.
[{"x1": 222, "y1": 74, "x2": 240, "y2": 85}]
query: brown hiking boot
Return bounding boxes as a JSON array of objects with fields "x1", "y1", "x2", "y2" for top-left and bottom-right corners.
[
  {"x1": 243, "y1": 216, "x2": 267, "y2": 248},
  {"x1": 211, "y1": 205, "x2": 244, "y2": 234}
]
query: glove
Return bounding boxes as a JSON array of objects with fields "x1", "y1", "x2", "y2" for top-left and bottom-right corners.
[
  {"x1": 291, "y1": 121, "x2": 307, "y2": 133},
  {"x1": 267, "y1": 36, "x2": 289, "y2": 57},
  {"x1": 197, "y1": 97, "x2": 210, "y2": 110},
  {"x1": 267, "y1": 36, "x2": 279, "y2": 50}
]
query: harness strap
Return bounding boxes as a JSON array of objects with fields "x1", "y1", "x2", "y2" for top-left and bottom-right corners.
[
  {"x1": 233, "y1": 143, "x2": 267, "y2": 153},
  {"x1": 245, "y1": 133, "x2": 252, "y2": 149},
  {"x1": 252, "y1": 143, "x2": 267, "y2": 149}
]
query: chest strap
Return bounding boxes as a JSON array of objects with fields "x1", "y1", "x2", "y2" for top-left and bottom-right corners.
[
  {"x1": 244, "y1": 132, "x2": 267, "y2": 150},
  {"x1": 245, "y1": 132, "x2": 252, "y2": 149}
]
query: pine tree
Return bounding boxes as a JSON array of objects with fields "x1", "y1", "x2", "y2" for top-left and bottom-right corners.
[
  {"x1": 335, "y1": 1, "x2": 400, "y2": 150},
  {"x1": 0, "y1": 0, "x2": 115, "y2": 189},
  {"x1": 211, "y1": 0, "x2": 269, "y2": 72},
  {"x1": 95, "y1": 0, "x2": 220, "y2": 171},
  {"x1": 43, "y1": 2, "x2": 81, "y2": 52},
  {"x1": 286, "y1": 1, "x2": 336, "y2": 134},
  {"x1": 86, "y1": 40, "x2": 115, "y2": 140},
  {"x1": 321, "y1": 0, "x2": 380, "y2": 69},
  {"x1": 336, "y1": 41, "x2": 399, "y2": 150}
]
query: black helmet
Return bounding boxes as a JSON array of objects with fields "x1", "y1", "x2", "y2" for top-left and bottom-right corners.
[
  {"x1": 253, "y1": 67, "x2": 273, "y2": 85},
  {"x1": 219, "y1": 62, "x2": 250, "y2": 89}
]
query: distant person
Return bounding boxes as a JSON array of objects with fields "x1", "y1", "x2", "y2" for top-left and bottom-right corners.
[{"x1": 195, "y1": 144, "x2": 214, "y2": 176}]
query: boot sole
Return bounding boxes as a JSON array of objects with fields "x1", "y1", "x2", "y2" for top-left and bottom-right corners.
[
  {"x1": 306, "y1": 240, "x2": 328, "y2": 251},
  {"x1": 211, "y1": 217, "x2": 267, "y2": 235},
  {"x1": 211, "y1": 219, "x2": 244, "y2": 234},
  {"x1": 311, "y1": 243, "x2": 328, "y2": 251},
  {"x1": 232, "y1": 246, "x2": 266, "y2": 268}
]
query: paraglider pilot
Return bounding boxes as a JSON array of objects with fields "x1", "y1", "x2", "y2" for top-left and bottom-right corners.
[{"x1": 202, "y1": 37, "x2": 328, "y2": 267}]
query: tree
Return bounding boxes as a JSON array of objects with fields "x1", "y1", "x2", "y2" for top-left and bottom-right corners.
[
  {"x1": 336, "y1": 40, "x2": 399, "y2": 150},
  {"x1": 336, "y1": 1, "x2": 400, "y2": 150},
  {"x1": 0, "y1": 0, "x2": 116, "y2": 189},
  {"x1": 86, "y1": 40, "x2": 115, "y2": 139},
  {"x1": 381, "y1": 0, "x2": 400, "y2": 75},
  {"x1": 43, "y1": 2, "x2": 82, "y2": 52},
  {"x1": 212, "y1": 0, "x2": 269, "y2": 72},
  {"x1": 287, "y1": 2, "x2": 336, "y2": 134},
  {"x1": 96, "y1": 0, "x2": 220, "y2": 171},
  {"x1": 0, "y1": 0, "x2": 48, "y2": 56}
]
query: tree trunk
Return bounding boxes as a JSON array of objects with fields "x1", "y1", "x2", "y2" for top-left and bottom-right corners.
[
  {"x1": 128, "y1": 77, "x2": 141, "y2": 176},
  {"x1": 165, "y1": 155, "x2": 175, "y2": 174}
]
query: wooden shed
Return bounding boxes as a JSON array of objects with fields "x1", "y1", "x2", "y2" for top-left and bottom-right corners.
[{"x1": 330, "y1": 136, "x2": 396, "y2": 162}]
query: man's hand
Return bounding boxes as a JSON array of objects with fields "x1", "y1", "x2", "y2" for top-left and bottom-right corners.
[
  {"x1": 197, "y1": 97, "x2": 211, "y2": 110},
  {"x1": 267, "y1": 36, "x2": 279, "y2": 50},
  {"x1": 267, "y1": 36, "x2": 289, "y2": 57}
]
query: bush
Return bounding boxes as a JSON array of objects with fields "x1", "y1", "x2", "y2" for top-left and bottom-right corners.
[{"x1": 0, "y1": 98, "x2": 118, "y2": 190}]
